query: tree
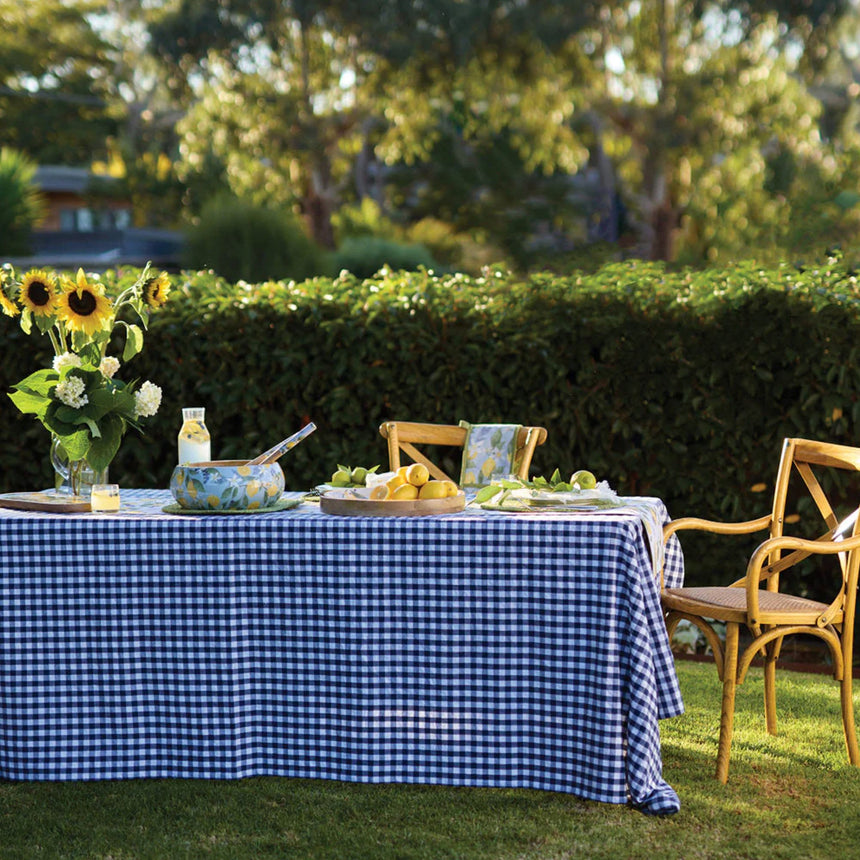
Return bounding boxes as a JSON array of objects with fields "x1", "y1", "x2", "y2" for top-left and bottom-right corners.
[
  {"x1": 151, "y1": 0, "x2": 366, "y2": 246},
  {"x1": 575, "y1": 0, "x2": 858, "y2": 261},
  {"x1": 0, "y1": 148, "x2": 45, "y2": 255},
  {"x1": 0, "y1": 0, "x2": 118, "y2": 164}
]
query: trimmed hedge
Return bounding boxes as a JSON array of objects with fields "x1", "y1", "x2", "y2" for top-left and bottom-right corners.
[{"x1": 3, "y1": 256, "x2": 860, "y2": 590}]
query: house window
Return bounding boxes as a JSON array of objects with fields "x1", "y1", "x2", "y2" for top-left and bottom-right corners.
[
  {"x1": 59, "y1": 209, "x2": 77, "y2": 231},
  {"x1": 76, "y1": 208, "x2": 94, "y2": 232}
]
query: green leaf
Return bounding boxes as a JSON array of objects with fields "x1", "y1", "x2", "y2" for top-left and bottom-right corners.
[
  {"x1": 12, "y1": 368, "x2": 58, "y2": 397},
  {"x1": 474, "y1": 485, "x2": 502, "y2": 503},
  {"x1": 8, "y1": 389, "x2": 49, "y2": 416},
  {"x1": 88, "y1": 386, "x2": 136, "y2": 421},
  {"x1": 86, "y1": 413, "x2": 125, "y2": 472},
  {"x1": 122, "y1": 324, "x2": 144, "y2": 361},
  {"x1": 53, "y1": 428, "x2": 90, "y2": 461}
]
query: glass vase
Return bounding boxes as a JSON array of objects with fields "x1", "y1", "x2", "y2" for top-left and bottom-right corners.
[{"x1": 50, "y1": 437, "x2": 108, "y2": 497}]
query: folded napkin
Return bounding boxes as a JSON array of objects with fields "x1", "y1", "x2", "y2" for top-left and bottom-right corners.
[{"x1": 459, "y1": 421, "x2": 522, "y2": 487}]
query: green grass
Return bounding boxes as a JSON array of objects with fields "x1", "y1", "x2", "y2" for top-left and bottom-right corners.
[{"x1": 3, "y1": 661, "x2": 860, "y2": 859}]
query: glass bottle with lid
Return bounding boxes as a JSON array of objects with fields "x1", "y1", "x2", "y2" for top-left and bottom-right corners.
[{"x1": 178, "y1": 407, "x2": 211, "y2": 464}]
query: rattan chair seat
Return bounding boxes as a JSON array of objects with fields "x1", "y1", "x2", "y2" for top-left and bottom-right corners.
[{"x1": 663, "y1": 585, "x2": 834, "y2": 624}]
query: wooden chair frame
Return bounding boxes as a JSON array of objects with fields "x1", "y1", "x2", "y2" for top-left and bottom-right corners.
[
  {"x1": 662, "y1": 437, "x2": 860, "y2": 782},
  {"x1": 378, "y1": 421, "x2": 547, "y2": 484}
]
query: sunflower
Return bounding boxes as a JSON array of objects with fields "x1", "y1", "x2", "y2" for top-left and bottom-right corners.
[
  {"x1": 0, "y1": 286, "x2": 18, "y2": 317},
  {"x1": 56, "y1": 268, "x2": 113, "y2": 336},
  {"x1": 19, "y1": 270, "x2": 58, "y2": 317},
  {"x1": 142, "y1": 272, "x2": 171, "y2": 309}
]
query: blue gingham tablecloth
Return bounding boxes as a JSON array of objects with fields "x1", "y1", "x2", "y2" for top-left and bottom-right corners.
[{"x1": 0, "y1": 490, "x2": 684, "y2": 814}]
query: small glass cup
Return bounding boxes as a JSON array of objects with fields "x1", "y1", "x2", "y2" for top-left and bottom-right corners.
[{"x1": 90, "y1": 483, "x2": 121, "y2": 513}]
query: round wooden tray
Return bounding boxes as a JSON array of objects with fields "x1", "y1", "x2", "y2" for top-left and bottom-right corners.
[{"x1": 319, "y1": 491, "x2": 465, "y2": 517}]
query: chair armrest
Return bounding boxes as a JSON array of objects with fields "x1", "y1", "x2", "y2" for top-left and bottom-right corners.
[
  {"x1": 744, "y1": 531, "x2": 860, "y2": 627},
  {"x1": 663, "y1": 514, "x2": 772, "y2": 543},
  {"x1": 748, "y1": 531, "x2": 860, "y2": 569}
]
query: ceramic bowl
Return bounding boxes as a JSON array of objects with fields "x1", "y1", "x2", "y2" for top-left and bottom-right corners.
[{"x1": 169, "y1": 460, "x2": 285, "y2": 511}]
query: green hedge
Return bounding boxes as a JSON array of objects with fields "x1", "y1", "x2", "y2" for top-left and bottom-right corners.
[{"x1": 3, "y1": 256, "x2": 860, "y2": 590}]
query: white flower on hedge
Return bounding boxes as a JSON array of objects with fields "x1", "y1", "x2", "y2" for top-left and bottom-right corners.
[
  {"x1": 134, "y1": 380, "x2": 162, "y2": 418},
  {"x1": 99, "y1": 355, "x2": 120, "y2": 379},
  {"x1": 52, "y1": 352, "x2": 83, "y2": 372},
  {"x1": 55, "y1": 375, "x2": 88, "y2": 409}
]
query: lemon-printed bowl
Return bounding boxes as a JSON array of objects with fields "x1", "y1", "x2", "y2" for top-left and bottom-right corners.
[{"x1": 169, "y1": 460, "x2": 285, "y2": 511}]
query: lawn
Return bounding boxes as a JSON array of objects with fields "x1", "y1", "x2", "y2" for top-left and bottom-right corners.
[{"x1": 2, "y1": 661, "x2": 860, "y2": 860}]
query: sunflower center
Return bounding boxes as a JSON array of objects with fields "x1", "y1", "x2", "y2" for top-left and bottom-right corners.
[
  {"x1": 69, "y1": 290, "x2": 97, "y2": 316},
  {"x1": 30, "y1": 282, "x2": 51, "y2": 306}
]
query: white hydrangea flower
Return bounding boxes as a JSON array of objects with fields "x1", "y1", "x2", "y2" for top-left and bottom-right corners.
[
  {"x1": 55, "y1": 375, "x2": 89, "y2": 409},
  {"x1": 134, "y1": 380, "x2": 162, "y2": 418},
  {"x1": 52, "y1": 352, "x2": 83, "y2": 372},
  {"x1": 99, "y1": 355, "x2": 120, "y2": 379}
]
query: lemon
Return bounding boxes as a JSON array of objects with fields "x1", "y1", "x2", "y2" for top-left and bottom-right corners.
[
  {"x1": 405, "y1": 463, "x2": 430, "y2": 486},
  {"x1": 391, "y1": 482, "x2": 419, "y2": 500},
  {"x1": 571, "y1": 469, "x2": 597, "y2": 490},
  {"x1": 369, "y1": 484, "x2": 389, "y2": 500},
  {"x1": 351, "y1": 466, "x2": 368, "y2": 485},
  {"x1": 331, "y1": 468, "x2": 351, "y2": 484},
  {"x1": 418, "y1": 480, "x2": 448, "y2": 500},
  {"x1": 481, "y1": 458, "x2": 497, "y2": 478},
  {"x1": 386, "y1": 474, "x2": 407, "y2": 491},
  {"x1": 396, "y1": 466, "x2": 410, "y2": 480},
  {"x1": 442, "y1": 480, "x2": 459, "y2": 497}
]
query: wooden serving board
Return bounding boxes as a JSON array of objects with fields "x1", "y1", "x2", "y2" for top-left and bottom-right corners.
[
  {"x1": 319, "y1": 491, "x2": 465, "y2": 517},
  {"x1": 0, "y1": 491, "x2": 91, "y2": 513}
]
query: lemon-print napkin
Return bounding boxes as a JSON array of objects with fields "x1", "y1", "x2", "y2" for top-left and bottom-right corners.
[{"x1": 459, "y1": 421, "x2": 522, "y2": 487}]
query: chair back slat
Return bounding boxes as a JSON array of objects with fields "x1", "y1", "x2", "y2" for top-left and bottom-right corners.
[{"x1": 379, "y1": 421, "x2": 547, "y2": 484}]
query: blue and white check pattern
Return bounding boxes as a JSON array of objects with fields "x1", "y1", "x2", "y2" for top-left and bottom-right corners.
[{"x1": 0, "y1": 490, "x2": 684, "y2": 814}]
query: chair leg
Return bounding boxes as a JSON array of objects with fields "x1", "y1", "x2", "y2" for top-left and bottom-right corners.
[
  {"x1": 763, "y1": 641, "x2": 779, "y2": 736},
  {"x1": 716, "y1": 622, "x2": 740, "y2": 783},
  {"x1": 841, "y1": 660, "x2": 860, "y2": 766}
]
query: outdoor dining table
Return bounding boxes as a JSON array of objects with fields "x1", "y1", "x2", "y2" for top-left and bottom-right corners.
[{"x1": 0, "y1": 489, "x2": 685, "y2": 814}]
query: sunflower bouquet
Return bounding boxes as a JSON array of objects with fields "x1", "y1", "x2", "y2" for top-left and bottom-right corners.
[{"x1": 0, "y1": 263, "x2": 171, "y2": 488}]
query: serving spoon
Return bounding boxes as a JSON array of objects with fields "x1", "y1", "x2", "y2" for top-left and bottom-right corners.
[{"x1": 247, "y1": 421, "x2": 317, "y2": 465}]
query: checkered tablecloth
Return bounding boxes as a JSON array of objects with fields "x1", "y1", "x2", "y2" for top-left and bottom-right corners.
[{"x1": 0, "y1": 490, "x2": 684, "y2": 814}]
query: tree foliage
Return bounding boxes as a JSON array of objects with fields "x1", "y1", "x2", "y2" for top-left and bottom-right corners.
[
  {"x1": 2, "y1": 0, "x2": 860, "y2": 265},
  {"x1": 0, "y1": 148, "x2": 44, "y2": 255},
  {"x1": 0, "y1": 0, "x2": 117, "y2": 163}
]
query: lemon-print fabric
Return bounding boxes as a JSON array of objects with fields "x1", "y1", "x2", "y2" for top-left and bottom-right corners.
[{"x1": 458, "y1": 421, "x2": 522, "y2": 488}]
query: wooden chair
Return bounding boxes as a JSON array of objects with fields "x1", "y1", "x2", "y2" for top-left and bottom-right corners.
[
  {"x1": 662, "y1": 437, "x2": 860, "y2": 782},
  {"x1": 378, "y1": 421, "x2": 547, "y2": 484}
]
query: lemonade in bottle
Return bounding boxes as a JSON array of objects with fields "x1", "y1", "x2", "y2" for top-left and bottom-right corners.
[{"x1": 178, "y1": 408, "x2": 211, "y2": 464}]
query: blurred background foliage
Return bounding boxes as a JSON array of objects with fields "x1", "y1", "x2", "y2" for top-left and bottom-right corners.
[{"x1": 1, "y1": 0, "x2": 860, "y2": 272}]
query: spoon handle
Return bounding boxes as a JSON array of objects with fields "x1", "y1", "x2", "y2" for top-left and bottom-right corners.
[{"x1": 248, "y1": 422, "x2": 317, "y2": 465}]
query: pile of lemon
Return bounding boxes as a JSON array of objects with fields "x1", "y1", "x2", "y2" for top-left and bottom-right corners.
[{"x1": 370, "y1": 464, "x2": 459, "y2": 501}]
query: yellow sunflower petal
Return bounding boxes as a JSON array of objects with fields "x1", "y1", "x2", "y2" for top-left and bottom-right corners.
[
  {"x1": 0, "y1": 290, "x2": 19, "y2": 317},
  {"x1": 19, "y1": 270, "x2": 58, "y2": 316},
  {"x1": 143, "y1": 273, "x2": 171, "y2": 309},
  {"x1": 57, "y1": 281, "x2": 113, "y2": 336}
]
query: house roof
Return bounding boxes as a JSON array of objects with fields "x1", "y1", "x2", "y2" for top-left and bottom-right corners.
[{"x1": 34, "y1": 166, "x2": 119, "y2": 194}]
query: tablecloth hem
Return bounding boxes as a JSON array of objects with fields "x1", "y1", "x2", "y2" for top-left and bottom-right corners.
[{"x1": 631, "y1": 783, "x2": 681, "y2": 815}]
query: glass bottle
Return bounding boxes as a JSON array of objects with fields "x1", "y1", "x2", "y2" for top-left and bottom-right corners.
[{"x1": 178, "y1": 408, "x2": 211, "y2": 464}]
